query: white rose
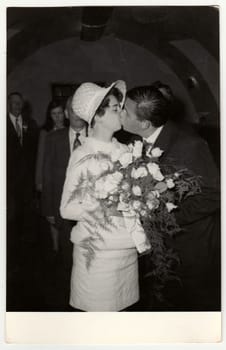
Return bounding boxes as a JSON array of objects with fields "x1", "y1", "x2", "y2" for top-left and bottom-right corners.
[
  {"x1": 103, "y1": 172, "x2": 122, "y2": 194},
  {"x1": 147, "y1": 162, "x2": 160, "y2": 174},
  {"x1": 117, "y1": 201, "x2": 130, "y2": 212},
  {"x1": 111, "y1": 148, "x2": 124, "y2": 162},
  {"x1": 153, "y1": 198, "x2": 160, "y2": 209},
  {"x1": 147, "y1": 200, "x2": 155, "y2": 210},
  {"x1": 99, "y1": 160, "x2": 113, "y2": 172},
  {"x1": 147, "y1": 162, "x2": 164, "y2": 181},
  {"x1": 131, "y1": 166, "x2": 148, "y2": 179},
  {"x1": 166, "y1": 202, "x2": 178, "y2": 212},
  {"x1": 94, "y1": 178, "x2": 108, "y2": 198},
  {"x1": 121, "y1": 180, "x2": 130, "y2": 191},
  {"x1": 174, "y1": 172, "x2": 180, "y2": 178},
  {"x1": 146, "y1": 192, "x2": 155, "y2": 201},
  {"x1": 151, "y1": 147, "x2": 164, "y2": 158},
  {"x1": 131, "y1": 168, "x2": 136, "y2": 179},
  {"x1": 119, "y1": 152, "x2": 133, "y2": 168},
  {"x1": 154, "y1": 171, "x2": 164, "y2": 182},
  {"x1": 132, "y1": 200, "x2": 142, "y2": 211},
  {"x1": 146, "y1": 190, "x2": 159, "y2": 201},
  {"x1": 147, "y1": 198, "x2": 160, "y2": 210},
  {"x1": 166, "y1": 178, "x2": 175, "y2": 189},
  {"x1": 140, "y1": 209, "x2": 147, "y2": 217},
  {"x1": 111, "y1": 171, "x2": 123, "y2": 184},
  {"x1": 132, "y1": 185, "x2": 142, "y2": 196},
  {"x1": 138, "y1": 166, "x2": 148, "y2": 177},
  {"x1": 132, "y1": 140, "x2": 143, "y2": 159},
  {"x1": 102, "y1": 177, "x2": 115, "y2": 194}
]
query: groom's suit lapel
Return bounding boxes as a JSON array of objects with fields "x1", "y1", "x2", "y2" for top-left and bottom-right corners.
[{"x1": 153, "y1": 121, "x2": 179, "y2": 161}]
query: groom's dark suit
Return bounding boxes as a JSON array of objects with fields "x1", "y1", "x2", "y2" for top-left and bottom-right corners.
[{"x1": 152, "y1": 120, "x2": 220, "y2": 310}]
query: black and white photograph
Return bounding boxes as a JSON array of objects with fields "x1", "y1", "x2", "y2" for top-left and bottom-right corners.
[{"x1": 1, "y1": 0, "x2": 223, "y2": 345}]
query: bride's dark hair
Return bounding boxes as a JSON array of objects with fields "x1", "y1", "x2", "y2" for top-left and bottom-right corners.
[{"x1": 90, "y1": 87, "x2": 123, "y2": 128}]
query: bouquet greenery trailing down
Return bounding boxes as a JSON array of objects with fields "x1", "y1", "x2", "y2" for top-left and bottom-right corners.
[{"x1": 69, "y1": 140, "x2": 201, "y2": 300}]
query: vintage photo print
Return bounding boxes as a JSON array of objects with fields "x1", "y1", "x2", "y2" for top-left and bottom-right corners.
[{"x1": 1, "y1": 0, "x2": 223, "y2": 345}]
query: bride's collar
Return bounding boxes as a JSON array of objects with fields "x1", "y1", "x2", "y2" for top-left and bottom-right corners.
[
  {"x1": 85, "y1": 136, "x2": 117, "y2": 151},
  {"x1": 88, "y1": 136, "x2": 116, "y2": 144}
]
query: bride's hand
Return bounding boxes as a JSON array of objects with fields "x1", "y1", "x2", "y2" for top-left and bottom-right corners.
[
  {"x1": 86, "y1": 199, "x2": 99, "y2": 213},
  {"x1": 82, "y1": 199, "x2": 101, "y2": 222}
]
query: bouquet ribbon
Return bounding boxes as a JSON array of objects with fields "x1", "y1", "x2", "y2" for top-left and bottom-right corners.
[{"x1": 122, "y1": 211, "x2": 151, "y2": 254}]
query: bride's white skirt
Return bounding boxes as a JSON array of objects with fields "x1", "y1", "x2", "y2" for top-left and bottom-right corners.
[{"x1": 70, "y1": 244, "x2": 139, "y2": 311}]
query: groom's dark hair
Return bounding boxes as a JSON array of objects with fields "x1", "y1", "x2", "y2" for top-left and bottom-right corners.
[{"x1": 127, "y1": 85, "x2": 171, "y2": 127}]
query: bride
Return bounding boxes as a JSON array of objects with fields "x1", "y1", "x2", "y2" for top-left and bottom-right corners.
[{"x1": 60, "y1": 80, "x2": 140, "y2": 311}]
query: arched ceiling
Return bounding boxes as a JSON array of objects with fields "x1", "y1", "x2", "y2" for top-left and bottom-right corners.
[{"x1": 7, "y1": 6, "x2": 219, "y2": 73}]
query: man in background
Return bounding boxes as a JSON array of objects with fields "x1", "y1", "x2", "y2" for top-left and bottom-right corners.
[{"x1": 7, "y1": 92, "x2": 39, "y2": 274}]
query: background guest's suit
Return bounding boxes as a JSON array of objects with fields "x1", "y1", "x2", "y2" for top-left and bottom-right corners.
[
  {"x1": 148, "y1": 120, "x2": 220, "y2": 310},
  {"x1": 7, "y1": 113, "x2": 39, "y2": 270}
]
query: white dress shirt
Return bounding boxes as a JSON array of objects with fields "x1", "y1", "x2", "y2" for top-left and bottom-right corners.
[
  {"x1": 69, "y1": 126, "x2": 87, "y2": 154},
  {"x1": 9, "y1": 113, "x2": 23, "y2": 143},
  {"x1": 143, "y1": 125, "x2": 164, "y2": 145}
]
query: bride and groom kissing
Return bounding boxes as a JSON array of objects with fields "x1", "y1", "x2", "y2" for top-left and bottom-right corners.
[{"x1": 60, "y1": 80, "x2": 220, "y2": 312}]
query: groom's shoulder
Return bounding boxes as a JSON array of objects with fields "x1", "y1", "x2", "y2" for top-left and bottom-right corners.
[
  {"x1": 169, "y1": 120, "x2": 200, "y2": 139},
  {"x1": 172, "y1": 121, "x2": 208, "y2": 150}
]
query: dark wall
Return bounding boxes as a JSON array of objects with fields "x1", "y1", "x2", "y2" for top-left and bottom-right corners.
[
  {"x1": 7, "y1": 7, "x2": 220, "y2": 165},
  {"x1": 8, "y1": 36, "x2": 197, "y2": 126}
]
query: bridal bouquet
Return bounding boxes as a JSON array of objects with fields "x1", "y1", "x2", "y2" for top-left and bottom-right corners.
[
  {"x1": 90, "y1": 140, "x2": 201, "y2": 239},
  {"x1": 71, "y1": 140, "x2": 201, "y2": 298}
]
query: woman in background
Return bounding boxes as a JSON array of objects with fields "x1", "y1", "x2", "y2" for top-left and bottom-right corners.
[{"x1": 36, "y1": 99, "x2": 67, "y2": 252}]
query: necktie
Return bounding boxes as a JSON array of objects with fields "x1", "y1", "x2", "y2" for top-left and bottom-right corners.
[
  {"x1": 15, "y1": 117, "x2": 22, "y2": 144},
  {"x1": 142, "y1": 140, "x2": 151, "y2": 157},
  {"x1": 73, "y1": 132, "x2": 81, "y2": 151}
]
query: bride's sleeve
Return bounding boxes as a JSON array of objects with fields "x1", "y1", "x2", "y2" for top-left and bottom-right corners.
[{"x1": 60, "y1": 150, "x2": 92, "y2": 221}]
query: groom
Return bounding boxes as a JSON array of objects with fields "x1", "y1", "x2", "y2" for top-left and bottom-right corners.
[{"x1": 121, "y1": 84, "x2": 220, "y2": 311}]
